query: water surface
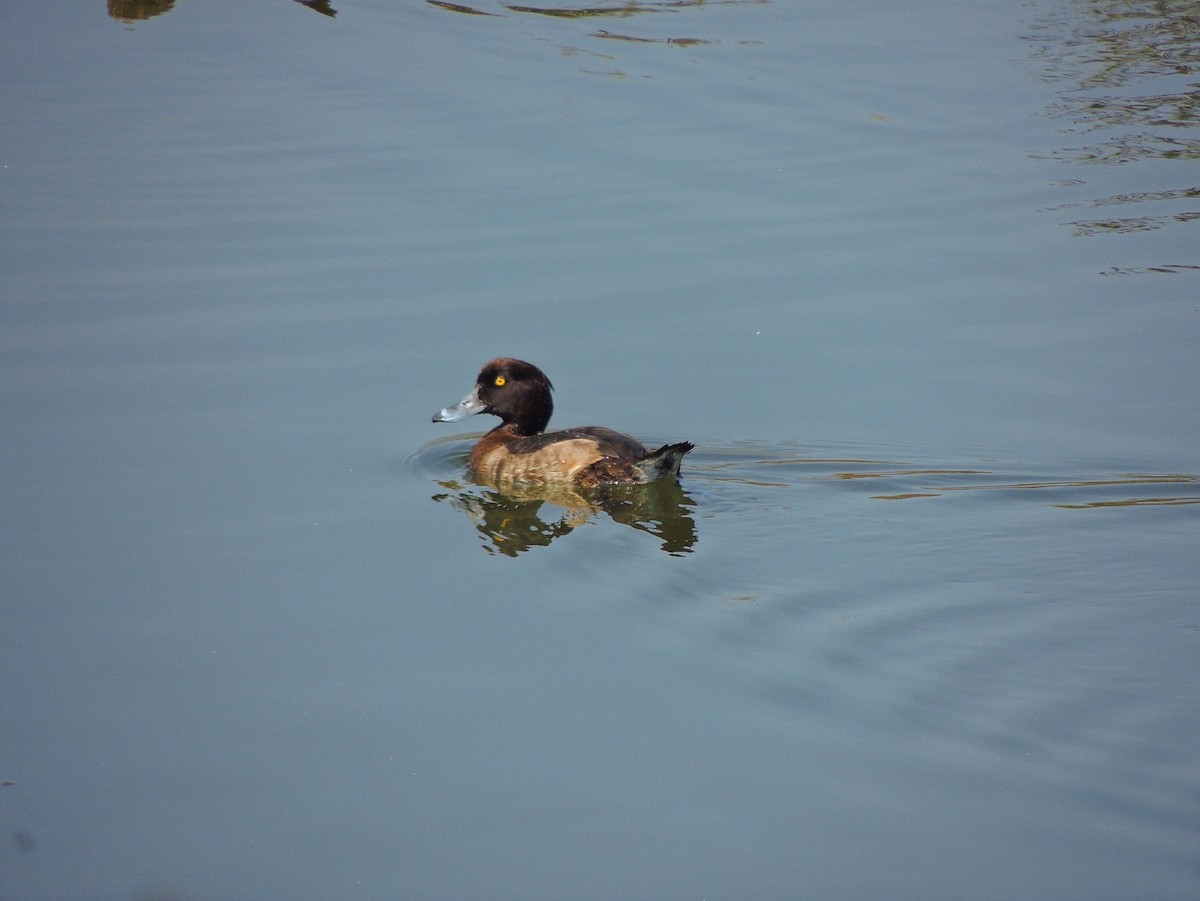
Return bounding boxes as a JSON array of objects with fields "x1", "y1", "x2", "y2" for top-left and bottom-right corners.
[{"x1": 1, "y1": 1, "x2": 1197, "y2": 899}]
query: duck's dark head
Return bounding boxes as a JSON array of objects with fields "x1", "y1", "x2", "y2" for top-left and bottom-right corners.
[{"x1": 433, "y1": 358, "x2": 554, "y2": 436}]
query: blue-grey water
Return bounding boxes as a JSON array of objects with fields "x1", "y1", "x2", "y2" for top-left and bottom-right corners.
[{"x1": 1, "y1": 1, "x2": 1197, "y2": 899}]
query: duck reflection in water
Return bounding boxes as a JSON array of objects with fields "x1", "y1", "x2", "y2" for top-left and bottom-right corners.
[
  {"x1": 432, "y1": 476, "x2": 697, "y2": 557},
  {"x1": 432, "y1": 358, "x2": 697, "y2": 556},
  {"x1": 107, "y1": 0, "x2": 337, "y2": 22}
]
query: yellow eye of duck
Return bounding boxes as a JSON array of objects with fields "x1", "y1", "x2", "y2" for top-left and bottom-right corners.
[{"x1": 494, "y1": 376, "x2": 506, "y2": 386}]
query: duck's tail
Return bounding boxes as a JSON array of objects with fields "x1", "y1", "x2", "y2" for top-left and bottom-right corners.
[{"x1": 636, "y1": 441, "x2": 695, "y2": 480}]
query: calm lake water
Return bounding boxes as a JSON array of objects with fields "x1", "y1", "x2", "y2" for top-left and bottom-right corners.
[{"x1": 1, "y1": 0, "x2": 1197, "y2": 898}]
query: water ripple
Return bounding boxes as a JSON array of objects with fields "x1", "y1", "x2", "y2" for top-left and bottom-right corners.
[{"x1": 683, "y1": 442, "x2": 1199, "y2": 511}]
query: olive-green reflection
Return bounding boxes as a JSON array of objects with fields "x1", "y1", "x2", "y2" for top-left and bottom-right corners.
[
  {"x1": 427, "y1": 0, "x2": 503, "y2": 14},
  {"x1": 297, "y1": 0, "x2": 338, "y2": 17},
  {"x1": 1026, "y1": 0, "x2": 1200, "y2": 265},
  {"x1": 429, "y1": 0, "x2": 676, "y2": 18},
  {"x1": 506, "y1": 3, "x2": 650, "y2": 17},
  {"x1": 505, "y1": 0, "x2": 731, "y2": 18},
  {"x1": 107, "y1": 0, "x2": 174, "y2": 22},
  {"x1": 107, "y1": 0, "x2": 337, "y2": 22},
  {"x1": 865, "y1": 472, "x2": 1199, "y2": 507},
  {"x1": 591, "y1": 29, "x2": 716, "y2": 45},
  {"x1": 433, "y1": 476, "x2": 697, "y2": 557}
]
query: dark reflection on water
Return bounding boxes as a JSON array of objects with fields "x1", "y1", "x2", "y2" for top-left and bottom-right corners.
[
  {"x1": 433, "y1": 476, "x2": 698, "y2": 556},
  {"x1": 592, "y1": 28, "x2": 718, "y2": 45},
  {"x1": 1025, "y1": 0, "x2": 1200, "y2": 271},
  {"x1": 107, "y1": 0, "x2": 175, "y2": 22},
  {"x1": 502, "y1": 0, "x2": 753, "y2": 18},
  {"x1": 505, "y1": 2, "x2": 662, "y2": 17},
  {"x1": 427, "y1": 0, "x2": 504, "y2": 15},
  {"x1": 296, "y1": 0, "x2": 338, "y2": 17},
  {"x1": 426, "y1": 0, "x2": 755, "y2": 54},
  {"x1": 107, "y1": 0, "x2": 337, "y2": 22}
]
